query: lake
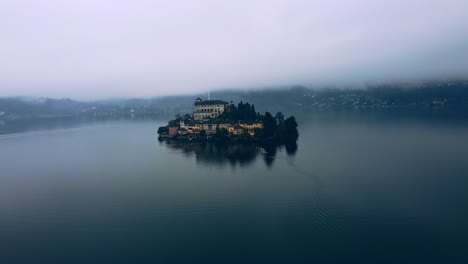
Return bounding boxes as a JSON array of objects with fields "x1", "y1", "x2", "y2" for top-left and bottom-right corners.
[{"x1": 1, "y1": 112, "x2": 468, "y2": 263}]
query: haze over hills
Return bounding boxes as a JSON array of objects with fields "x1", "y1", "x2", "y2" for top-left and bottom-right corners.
[{"x1": 1, "y1": 80, "x2": 468, "y2": 121}]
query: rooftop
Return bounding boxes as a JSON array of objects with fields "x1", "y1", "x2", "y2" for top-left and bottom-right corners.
[{"x1": 194, "y1": 100, "x2": 228, "y2": 106}]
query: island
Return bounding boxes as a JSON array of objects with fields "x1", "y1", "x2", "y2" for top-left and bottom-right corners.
[{"x1": 157, "y1": 98, "x2": 299, "y2": 144}]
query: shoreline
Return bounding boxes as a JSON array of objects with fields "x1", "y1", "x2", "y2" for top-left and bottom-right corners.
[{"x1": 158, "y1": 135, "x2": 297, "y2": 145}]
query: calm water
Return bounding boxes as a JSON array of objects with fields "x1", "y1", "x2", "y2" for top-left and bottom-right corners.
[{"x1": 1, "y1": 113, "x2": 468, "y2": 263}]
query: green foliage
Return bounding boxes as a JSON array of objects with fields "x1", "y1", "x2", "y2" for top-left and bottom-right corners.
[
  {"x1": 283, "y1": 116, "x2": 299, "y2": 141},
  {"x1": 219, "y1": 101, "x2": 257, "y2": 121},
  {"x1": 216, "y1": 128, "x2": 229, "y2": 136},
  {"x1": 211, "y1": 127, "x2": 230, "y2": 142},
  {"x1": 199, "y1": 130, "x2": 206, "y2": 137},
  {"x1": 168, "y1": 119, "x2": 179, "y2": 126},
  {"x1": 255, "y1": 113, "x2": 298, "y2": 142},
  {"x1": 261, "y1": 112, "x2": 277, "y2": 138},
  {"x1": 183, "y1": 114, "x2": 191, "y2": 121},
  {"x1": 157, "y1": 126, "x2": 168, "y2": 134},
  {"x1": 167, "y1": 114, "x2": 183, "y2": 126}
]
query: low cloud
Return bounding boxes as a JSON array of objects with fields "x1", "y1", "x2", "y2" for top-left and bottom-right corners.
[{"x1": 1, "y1": 0, "x2": 468, "y2": 98}]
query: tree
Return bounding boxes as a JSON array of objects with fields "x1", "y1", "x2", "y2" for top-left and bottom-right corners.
[
  {"x1": 262, "y1": 112, "x2": 277, "y2": 138},
  {"x1": 216, "y1": 128, "x2": 229, "y2": 136},
  {"x1": 220, "y1": 101, "x2": 258, "y2": 121},
  {"x1": 283, "y1": 116, "x2": 299, "y2": 141},
  {"x1": 157, "y1": 126, "x2": 168, "y2": 134},
  {"x1": 183, "y1": 114, "x2": 191, "y2": 120},
  {"x1": 168, "y1": 119, "x2": 179, "y2": 126},
  {"x1": 199, "y1": 130, "x2": 206, "y2": 138}
]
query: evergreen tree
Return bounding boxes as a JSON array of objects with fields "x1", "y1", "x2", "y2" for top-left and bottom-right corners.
[
  {"x1": 221, "y1": 101, "x2": 257, "y2": 121},
  {"x1": 262, "y1": 112, "x2": 277, "y2": 138},
  {"x1": 157, "y1": 126, "x2": 168, "y2": 134},
  {"x1": 283, "y1": 116, "x2": 299, "y2": 141}
]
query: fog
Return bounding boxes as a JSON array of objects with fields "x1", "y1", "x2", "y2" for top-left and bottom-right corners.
[{"x1": 1, "y1": 0, "x2": 468, "y2": 99}]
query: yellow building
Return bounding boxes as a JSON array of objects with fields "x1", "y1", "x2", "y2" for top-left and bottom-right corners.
[
  {"x1": 239, "y1": 122, "x2": 263, "y2": 130},
  {"x1": 231, "y1": 125, "x2": 246, "y2": 136},
  {"x1": 186, "y1": 122, "x2": 203, "y2": 134}
]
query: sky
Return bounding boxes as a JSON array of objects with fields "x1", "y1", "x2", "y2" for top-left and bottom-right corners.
[{"x1": 1, "y1": 0, "x2": 468, "y2": 99}]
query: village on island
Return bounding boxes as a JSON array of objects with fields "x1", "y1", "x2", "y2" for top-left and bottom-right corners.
[{"x1": 157, "y1": 98, "x2": 299, "y2": 143}]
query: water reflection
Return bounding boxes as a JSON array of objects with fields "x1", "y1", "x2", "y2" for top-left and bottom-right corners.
[{"x1": 160, "y1": 140, "x2": 297, "y2": 167}]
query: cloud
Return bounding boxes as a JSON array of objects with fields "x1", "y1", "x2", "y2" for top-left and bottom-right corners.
[{"x1": 1, "y1": 0, "x2": 468, "y2": 98}]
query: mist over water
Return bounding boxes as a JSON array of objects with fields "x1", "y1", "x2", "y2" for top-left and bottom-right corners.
[{"x1": 1, "y1": 112, "x2": 467, "y2": 263}]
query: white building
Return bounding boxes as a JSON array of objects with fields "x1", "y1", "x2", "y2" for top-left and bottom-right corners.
[
  {"x1": 193, "y1": 98, "x2": 228, "y2": 120},
  {"x1": 179, "y1": 120, "x2": 187, "y2": 129}
]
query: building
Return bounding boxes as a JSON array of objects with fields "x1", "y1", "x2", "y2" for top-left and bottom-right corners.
[
  {"x1": 231, "y1": 125, "x2": 246, "y2": 136},
  {"x1": 158, "y1": 98, "x2": 265, "y2": 139},
  {"x1": 218, "y1": 122, "x2": 234, "y2": 131},
  {"x1": 217, "y1": 121, "x2": 263, "y2": 137},
  {"x1": 202, "y1": 123, "x2": 218, "y2": 134},
  {"x1": 239, "y1": 121, "x2": 263, "y2": 130},
  {"x1": 178, "y1": 128, "x2": 188, "y2": 135},
  {"x1": 179, "y1": 120, "x2": 187, "y2": 129},
  {"x1": 239, "y1": 121, "x2": 263, "y2": 137},
  {"x1": 186, "y1": 121, "x2": 203, "y2": 134},
  {"x1": 193, "y1": 98, "x2": 229, "y2": 120},
  {"x1": 168, "y1": 126, "x2": 179, "y2": 136}
]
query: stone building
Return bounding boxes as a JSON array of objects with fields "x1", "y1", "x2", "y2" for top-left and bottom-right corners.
[{"x1": 193, "y1": 98, "x2": 229, "y2": 120}]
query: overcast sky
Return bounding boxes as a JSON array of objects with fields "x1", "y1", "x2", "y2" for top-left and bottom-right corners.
[{"x1": 1, "y1": 0, "x2": 468, "y2": 99}]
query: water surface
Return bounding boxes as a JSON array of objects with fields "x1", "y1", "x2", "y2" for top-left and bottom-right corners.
[{"x1": 1, "y1": 113, "x2": 467, "y2": 263}]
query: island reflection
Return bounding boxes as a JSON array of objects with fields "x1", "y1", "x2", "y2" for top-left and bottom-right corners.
[{"x1": 160, "y1": 140, "x2": 297, "y2": 168}]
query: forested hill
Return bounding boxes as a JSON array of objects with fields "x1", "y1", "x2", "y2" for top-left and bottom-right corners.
[
  {"x1": 1, "y1": 80, "x2": 468, "y2": 121},
  {"x1": 0, "y1": 97, "x2": 86, "y2": 117},
  {"x1": 208, "y1": 80, "x2": 468, "y2": 115}
]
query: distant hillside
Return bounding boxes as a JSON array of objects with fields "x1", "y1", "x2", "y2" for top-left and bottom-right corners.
[
  {"x1": 0, "y1": 97, "x2": 86, "y2": 118},
  {"x1": 209, "y1": 80, "x2": 468, "y2": 115},
  {"x1": 1, "y1": 80, "x2": 468, "y2": 121}
]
